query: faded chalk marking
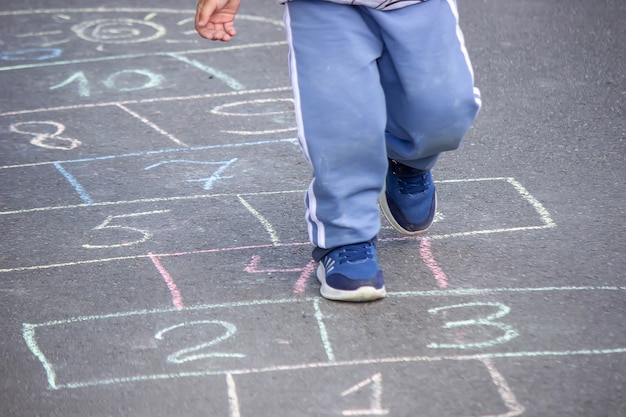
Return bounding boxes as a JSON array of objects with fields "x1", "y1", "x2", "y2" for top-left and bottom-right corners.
[
  {"x1": 22, "y1": 323, "x2": 59, "y2": 390},
  {"x1": 1, "y1": 137, "x2": 296, "y2": 171},
  {"x1": 313, "y1": 298, "x2": 335, "y2": 362},
  {"x1": 211, "y1": 98, "x2": 294, "y2": 116},
  {"x1": 0, "y1": 86, "x2": 292, "y2": 117},
  {"x1": 479, "y1": 358, "x2": 525, "y2": 417},
  {"x1": 427, "y1": 302, "x2": 519, "y2": 350},
  {"x1": 221, "y1": 127, "x2": 297, "y2": 136},
  {"x1": 10, "y1": 120, "x2": 82, "y2": 150},
  {"x1": 237, "y1": 195, "x2": 280, "y2": 244},
  {"x1": 244, "y1": 256, "x2": 315, "y2": 294},
  {"x1": 166, "y1": 53, "x2": 244, "y2": 91},
  {"x1": 115, "y1": 103, "x2": 188, "y2": 147},
  {"x1": 226, "y1": 374, "x2": 242, "y2": 417},
  {"x1": 419, "y1": 238, "x2": 448, "y2": 289},
  {"x1": 53, "y1": 162, "x2": 93, "y2": 204},
  {"x1": 144, "y1": 158, "x2": 237, "y2": 190},
  {"x1": 293, "y1": 260, "x2": 316, "y2": 294},
  {"x1": 341, "y1": 372, "x2": 389, "y2": 416},
  {"x1": 149, "y1": 252, "x2": 183, "y2": 309}
]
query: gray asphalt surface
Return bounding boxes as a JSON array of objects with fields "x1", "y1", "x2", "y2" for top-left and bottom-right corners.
[{"x1": 1, "y1": 0, "x2": 625, "y2": 416}]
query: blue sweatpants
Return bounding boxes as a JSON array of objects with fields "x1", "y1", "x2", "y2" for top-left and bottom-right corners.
[{"x1": 284, "y1": 0, "x2": 481, "y2": 250}]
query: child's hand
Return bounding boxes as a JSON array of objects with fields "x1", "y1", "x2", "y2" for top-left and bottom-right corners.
[{"x1": 195, "y1": 0, "x2": 241, "y2": 41}]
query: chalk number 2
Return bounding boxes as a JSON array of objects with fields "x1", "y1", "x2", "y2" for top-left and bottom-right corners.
[{"x1": 427, "y1": 302, "x2": 519, "y2": 349}]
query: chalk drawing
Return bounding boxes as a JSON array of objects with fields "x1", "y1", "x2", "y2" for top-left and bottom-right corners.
[
  {"x1": 226, "y1": 373, "x2": 242, "y2": 417},
  {"x1": 211, "y1": 98, "x2": 297, "y2": 135},
  {"x1": 103, "y1": 69, "x2": 164, "y2": 91},
  {"x1": 427, "y1": 302, "x2": 519, "y2": 349},
  {"x1": 419, "y1": 237, "x2": 448, "y2": 289},
  {"x1": 479, "y1": 358, "x2": 525, "y2": 417},
  {"x1": 244, "y1": 255, "x2": 316, "y2": 294},
  {"x1": 53, "y1": 162, "x2": 93, "y2": 205},
  {"x1": 313, "y1": 298, "x2": 335, "y2": 362},
  {"x1": 51, "y1": 69, "x2": 164, "y2": 97},
  {"x1": 10, "y1": 121, "x2": 82, "y2": 150},
  {"x1": 144, "y1": 158, "x2": 238, "y2": 190},
  {"x1": 71, "y1": 18, "x2": 166, "y2": 44},
  {"x1": 148, "y1": 252, "x2": 184, "y2": 309},
  {"x1": 20, "y1": 290, "x2": 626, "y2": 390},
  {"x1": 115, "y1": 103, "x2": 188, "y2": 147},
  {"x1": 237, "y1": 196, "x2": 280, "y2": 244},
  {"x1": 0, "y1": 47, "x2": 62, "y2": 61},
  {"x1": 82, "y1": 210, "x2": 170, "y2": 249},
  {"x1": 154, "y1": 320, "x2": 246, "y2": 364},
  {"x1": 341, "y1": 372, "x2": 389, "y2": 416},
  {"x1": 50, "y1": 71, "x2": 90, "y2": 97},
  {"x1": 165, "y1": 53, "x2": 245, "y2": 91}
]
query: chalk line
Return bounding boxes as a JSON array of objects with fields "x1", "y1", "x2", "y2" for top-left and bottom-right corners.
[
  {"x1": 115, "y1": 103, "x2": 188, "y2": 147},
  {"x1": 53, "y1": 162, "x2": 93, "y2": 204},
  {"x1": 419, "y1": 238, "x2": 448, "y2": 289},
  {"x1": 479, "y1": 358, "x2": 525, "y2": 417},
  {"x1": 148, "y1": 252, "x2": 184, "y2": 309},
  {"x1": 226, "y1": 374, "x2": 242, "y2": 417},
  {"x1": 237, "y1": 195, "x2": 280, "y2": 245},
  {"x1": 313, "y1": 297, "x2": 335, "y2": 362},
  {"x1": 166, "y1": 53, "x2": 245, "y2": 91},
  {"x1": 0, "y1": 86, "x2": 292, "y2": 117},
  {"x1": 38, "y1": 347, "x2": 626, "y2": 390},
  {"x1": 0, "y1": 137, "x2": 297, "y2": 171},
  {"x1": 293, "y1": 260, "x2": 316, "y2": 294}
]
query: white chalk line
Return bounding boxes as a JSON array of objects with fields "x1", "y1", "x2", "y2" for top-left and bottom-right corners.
[
  {"x1": 236, "y1": 195, "x2": 281, "y2": 245},
  {"x1": 115, "y1": 103, "x2": 188, "y2": 147},
  {"x1": 38, "y1": 347, "x2": 626, "y2": 391},
  {"x1": 478, "y1": 359, "x2": 525, "y2": 417},
  {"x1": 0, "y1": 86, "x2": 292, "y2": 117}
]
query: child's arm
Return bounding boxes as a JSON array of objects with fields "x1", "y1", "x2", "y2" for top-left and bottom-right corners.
[{"x1": 195, "y1": 0, "x2": 241, "y2": 41}]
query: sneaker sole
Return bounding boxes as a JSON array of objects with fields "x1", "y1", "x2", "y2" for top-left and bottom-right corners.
[
  {"x1": 317, "y1": 264, "x2": 386, "y2": 302},
  {"x1": 378, "y1": 185, "x2": 437, "y2": 236}
]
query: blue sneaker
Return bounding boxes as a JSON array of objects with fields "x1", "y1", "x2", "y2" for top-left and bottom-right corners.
[
  {"x1": 316, "y1": 240, "x2": 386, "y2": 302},
  {"x1": 379, "y1": 159, "x2": 437, "y2": 236}
]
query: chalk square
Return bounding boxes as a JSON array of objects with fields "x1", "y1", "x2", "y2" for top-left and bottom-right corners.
[
  {"x1": 131, "y1": 88, "x2": 296, "y2": 147},
  {"x1": 24, "y1": 299, "x2": 328, "y2": 390},
  {"x1": 53, "y1": 139, "x2": 305, "y2": 202},
  {"x1": 379, "y1": 177, "x2": 555, "y2": 241},
  {"x1": 231, "y1": 360, "x2": 521, "y2": 417}
]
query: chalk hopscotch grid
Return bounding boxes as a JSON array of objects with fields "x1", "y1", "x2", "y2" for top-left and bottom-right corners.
[
  {"x1": 22, "y1": 286, "x2": 626, "y2": 392},
  {"x1": 0, "y1": 176, "x2": 555, "y2": 274}
]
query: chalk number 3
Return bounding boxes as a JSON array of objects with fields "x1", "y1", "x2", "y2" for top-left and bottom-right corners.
[{"x1": 427, "y1": 302, "x2": 519, "y2": 349}]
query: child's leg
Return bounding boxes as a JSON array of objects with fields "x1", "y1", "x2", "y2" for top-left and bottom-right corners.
[
  {"x1": 284, "y1": 0, "x2": 388, "y2": 250},
  {"x1": 372, "y1": 0, "x2": 482, "y2": 170}
]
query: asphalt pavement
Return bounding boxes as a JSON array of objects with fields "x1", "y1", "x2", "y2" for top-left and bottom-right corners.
[{"x1": 1, "y1": 0, "x2": 624, "y2": 416}]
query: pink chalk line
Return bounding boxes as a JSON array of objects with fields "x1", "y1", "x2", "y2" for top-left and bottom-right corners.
[
  {"x1": 148, "y1": 252, "x2": 184, "y2": 310},
  {"x1": 245, "y1": 255, "x2": 316, "y2": 294},
  {"x1": 419, "y1": 238, "x2": 449, "y2": 289}
]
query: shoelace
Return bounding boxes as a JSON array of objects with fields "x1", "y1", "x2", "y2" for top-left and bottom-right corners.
[
  {"x1": 391, "y1": 161, "x2": 430, "y2": 194},
  {"x1": 337, "y1": 243, "x2": 375, "y2": 264}
]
